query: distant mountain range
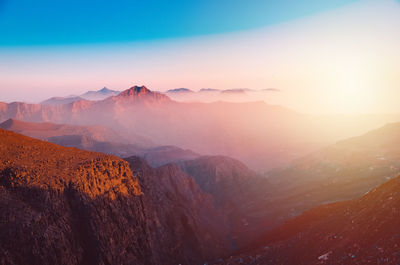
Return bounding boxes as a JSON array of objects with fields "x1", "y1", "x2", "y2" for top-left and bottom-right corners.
[
  {"x1": 80, "y1": 87, "x2": 120, "y2": 100},
  {"x1": 41, "y1": 96, "x2": 85, "y2": 106},
  {"x1": 41, "y1": 87, "x2": 121, "y2": 105},
  {"x1": 164, "y1": 87, "x2": 279, "y2": 103},
  {"x1": 166, "y1": 88, "x2": 195, "y2": 93},
  {"x1": 40, "y1": 86, "x2": 281, "y2": 106},
  {"x1": 1, "y1": 85, "x2": 399, "y2": 171}
]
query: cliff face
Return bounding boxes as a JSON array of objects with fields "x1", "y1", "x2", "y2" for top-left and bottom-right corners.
[
  {"x1": 0, "y1": 129, "x2": 229, "y2": 265},
  {"x1": 0, "y1": 129, "x2": 153, "y2": 265},
  {"x1": 178, "y1": 156, "x2": 273, "y2": 249},
  {"x1": 125, "y1": 157, "x2": 231, "y2": 264}
]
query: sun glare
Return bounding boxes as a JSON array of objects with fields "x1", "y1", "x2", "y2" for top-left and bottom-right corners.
[{"x1": 327, "y1": 63, "x2": 377, "y2": 114}]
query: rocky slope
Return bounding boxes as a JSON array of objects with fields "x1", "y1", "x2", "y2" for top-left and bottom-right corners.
[
  {"x1": 265, "y1": 122, "x2": 400, "y2": 225},
  {"x1": 0, "y1": 129, "x2": 229, "y2": 265},
  {"x1": 214, "y1": 174, "x2": 400, "y2": 265}
]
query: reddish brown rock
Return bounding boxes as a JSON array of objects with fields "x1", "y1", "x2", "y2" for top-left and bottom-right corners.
[{"x1": 0, "y1": 129, "x2": 229, "y2": 265}]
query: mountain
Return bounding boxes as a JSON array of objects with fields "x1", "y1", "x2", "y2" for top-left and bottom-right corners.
[
  {"x1": 41, "y1": 96, "x2": 84, "y2": 105},
  {"x1": 109, "y1": 85, "x2": 170, "y2": 103},
  {"x1": 0, "y1": 118, "x2": 128, "y2": 143},
  {"x1": 80, "y1": 87, "x2": 120, "y2": 100},
  {"x1": 0, "y1": 129, "x2": 230, "y2": 265},
  {"x1": 199, "y1": 88, "x2": 221, "y2": 92},
  {"x1": 221, "y1": 88, "x2": 254, "y2": 94},
  {"x1": 261, "y1": 88, "x2": 280, "y2": 92},
  {"x1": 0, "y1": 119, "x2": 201, "y2": 167},
  {"x1": 214, "y1": 174, "x2": 400, "y2": 265},
  {"x1": 167, "y1": 87, "x2": 280, "y2": 103},
  {"x1": 125, "y1": 156, "x2": 230, "y2": 264},
  {"x1": 1, "y1": 85, "x2": 399, "y2": 171},
  {"x1": 166, "y1": 88, "x2": 194, "y2": 93},
  {"x1": 0, "y1": 128, "x2": 148, "y2": 265},
  {"x1": 40, "y1": 87, "x2": 120, "y2": 105},
  {"x1": 177, "y1": 120, "x2": 400, "y2": 250},
  {"x1": 141, "y1": 145, "x2": 200, "y2": 167},
  {"x1": 264, "y1": 122, "x2": 400, "y2": 226},
  {"x1": 178, "y1": 156, "x2": 273, "y2": 249}
]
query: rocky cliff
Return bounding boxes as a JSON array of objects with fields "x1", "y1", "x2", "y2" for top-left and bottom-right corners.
[{"x1": 0, "y1": 129, "x2": 229, "y2": 265}]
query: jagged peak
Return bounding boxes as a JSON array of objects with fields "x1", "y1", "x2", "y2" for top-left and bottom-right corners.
[
  {"x1": 99, "y1": 87, "x2": 110, "y2": 92},
  {"x1": 119, "y1": 85, "x2": 151, "y2": 96},
  {"x1": 114, "y1": 85, "x2": 171, "y2": 102}
]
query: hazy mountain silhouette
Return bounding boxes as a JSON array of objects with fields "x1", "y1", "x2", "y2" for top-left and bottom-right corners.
[
  {"x1": 80, "y1": 87, "x2": 120, "y2": 100},
  {"x1": 1, "y1": 85, "x2": 399, "y2": 171}
]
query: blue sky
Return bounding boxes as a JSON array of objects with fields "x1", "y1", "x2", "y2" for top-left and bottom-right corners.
[{"x1": 0, "y1": 0, "x2": 358, "y2": 46}]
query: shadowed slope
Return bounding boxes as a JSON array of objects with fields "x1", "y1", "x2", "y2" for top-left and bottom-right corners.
[{"x1": 178, "y1": 156, "x2": 273, "y2": 249}]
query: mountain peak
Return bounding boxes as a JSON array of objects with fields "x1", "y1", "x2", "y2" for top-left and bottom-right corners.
[
  {"x1": 99, "y1": 87, "x2": 111, "y2": 93},
  {"x1": 115, "y1": 85, "x2": 171, "y2": 103},
  {"x1": 80, "y1": 87, "x2": 120, "y2": 100},
  {"x1": 120, "y1": 85, "x2": 151, "y2": 96}
]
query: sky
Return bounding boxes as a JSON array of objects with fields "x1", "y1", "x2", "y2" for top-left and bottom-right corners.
[{"x1": 0, "y1": 0, "x2": 399, "y2": 114}]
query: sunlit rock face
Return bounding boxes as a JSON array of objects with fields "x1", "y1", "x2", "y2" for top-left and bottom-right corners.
[{"x1": 0, "y1": 129, "x2": 230, "y2": 265}]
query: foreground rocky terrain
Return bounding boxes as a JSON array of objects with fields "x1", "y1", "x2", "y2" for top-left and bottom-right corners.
[
  {"x1": 0, "y1": 129, "x2": 229, "y2": 265},
  {"x1": 3, "y1": 118, "x2": 400, "y2": 264},
  {"x1": 214, "y1": 174, "x2": 400, "y2": 265}
]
